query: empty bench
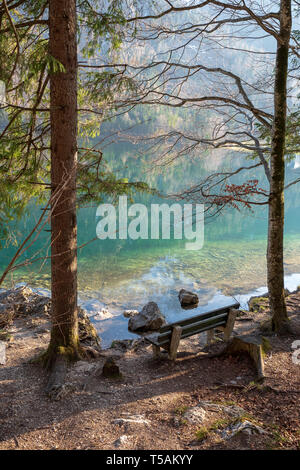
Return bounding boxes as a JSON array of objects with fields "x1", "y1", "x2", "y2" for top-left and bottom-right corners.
[{"x1": 145, "y1": 302, "x2": 240, "y2": 360}]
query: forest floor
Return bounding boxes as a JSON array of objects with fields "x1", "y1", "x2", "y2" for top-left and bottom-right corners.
[{"x1": 0, "y1": 288, "x2": 299, "y2": 450}]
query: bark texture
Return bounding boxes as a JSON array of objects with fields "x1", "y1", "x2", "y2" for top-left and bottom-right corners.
[
  {"x1": 267, "y1": 0, "x2": 292, "y2": 334},
  {"x1": 45, "y1": 0, "x2": 80, "y2": 368}
]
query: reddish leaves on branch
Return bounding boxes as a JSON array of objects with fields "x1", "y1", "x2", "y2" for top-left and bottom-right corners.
[{"x1": 211, "y1": 179, "x2": 266, "y2": 210}]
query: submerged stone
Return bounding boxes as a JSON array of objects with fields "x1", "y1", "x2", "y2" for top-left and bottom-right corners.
[{"x1": 178, "y1": 289, "x2": 199, "y2": 307}]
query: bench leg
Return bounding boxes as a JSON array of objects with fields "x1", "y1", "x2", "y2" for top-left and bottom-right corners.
[
  {"x1": 152, "y1": 345, "x2": 161, "y2": 357},
  {"x1": 169, "y1": 326, "x2": 182, "y2": 361},
  {"x1": 206, "y1": 328, "x2": 215, "y2": 345},
  {"x1": 224, "y1": 308, "x2": 238, "y2": 341}
]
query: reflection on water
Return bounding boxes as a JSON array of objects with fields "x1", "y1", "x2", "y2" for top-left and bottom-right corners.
[
  {"x1": 29, "y1": 268, "x2": 300, "y2": 348},
  {"x1": 1, "y1": 151, "x2": 300, "y2": 347}
]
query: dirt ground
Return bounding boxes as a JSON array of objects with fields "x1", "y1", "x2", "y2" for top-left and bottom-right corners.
[{"x1": 0, "y1": 291, "x2": 299, "y2": 450}]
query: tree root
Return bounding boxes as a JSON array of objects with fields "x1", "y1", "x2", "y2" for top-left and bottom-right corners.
[
  {"x1": 32, "y1": 340, "x2": 100, "y2": 399},
  {"x1": 38, "y1": 343, "x2": 84, "y2": 400},
  {"x1": 45, "y1": 355, "x2": 69, "y2": 399}
]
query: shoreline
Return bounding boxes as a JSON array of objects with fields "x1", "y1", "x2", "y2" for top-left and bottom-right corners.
[{"x1": 2, "y1": 270, "x2": 300, "y2": 348}]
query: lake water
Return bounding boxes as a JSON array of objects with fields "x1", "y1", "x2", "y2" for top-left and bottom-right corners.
[{"x1": 1, "y1": 147, "x2": 300, "y2": 347}]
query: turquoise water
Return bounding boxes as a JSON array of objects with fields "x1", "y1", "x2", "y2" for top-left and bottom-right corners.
[{"x1": 1, "y1": 148, "x2": 300, "y2": 347}]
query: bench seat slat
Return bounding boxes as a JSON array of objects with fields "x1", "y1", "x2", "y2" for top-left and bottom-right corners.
[
  {"x1": 155, "y1": 312, "x2": 228, "y2": 345},
  {"x1": 158, "y1": 302, "x2": 240, "y2": 333}
]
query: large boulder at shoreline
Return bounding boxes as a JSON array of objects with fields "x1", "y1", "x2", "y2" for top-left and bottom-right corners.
[
  {"x1": 128, "y1": 301, "x2": 166, "y2": 332},
  {"x1": 178, "y1": 289, "x2": 199, "y2": 308},
  {"x1": 0, "y1": 286, "x2": 101, "y2": 350},
  {"x1": 0, "y1": 286, "x2": 51, "y2": 316}
]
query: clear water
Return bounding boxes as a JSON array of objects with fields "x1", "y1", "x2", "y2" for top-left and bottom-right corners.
[{"x1": 1, "y1": 147, "x2": 300, "y2": 347}]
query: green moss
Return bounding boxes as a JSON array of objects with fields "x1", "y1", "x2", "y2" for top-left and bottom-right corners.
[
  {"x1": 174, "y1": 405, "x2": 189, "y2": 416},
  {"x1": 238, "y1": 413, "x2": 261, "y2": 426},
  {"x1": 194, "y1": 412, "x2": 262, "y2": 443},
  {"x1": 36, "y1": 339, "x2": 83, "y2": 370},
  {"x1": 195, "y1": 415, "x2": 244, "y2": 442},
  {"x1": 245, "y1": 380, "x2": 266, "y2": 391},
  {"x1": 249, "y1": 296, "x2": 269, "y2": 313},
  {"x1": 195, "y1": 427, "x2": 209, "y2": 441},
  {"x1": 56, "y1": 345, "x2": 81, "y2": 359},
  {"x1": 209, "y1": 418, "x2": 231, "y2": 431},
  {"x1": 214, "y1": 400, "x2": 237, "y2": 406},
  {"x1": 262, "y1": 336, "x2": 272, "y2": 356}
]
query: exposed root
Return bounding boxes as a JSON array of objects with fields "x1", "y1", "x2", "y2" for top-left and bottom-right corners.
[
  {"x1": 45, "y1": 355, "x2": 69, "y2": 399},
  {"x1": 34, "y1": 342, "x2": 84, "y2": 400}
]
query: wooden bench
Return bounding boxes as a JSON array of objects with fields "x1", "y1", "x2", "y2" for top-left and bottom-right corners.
[{"x1": 145, "y1": 302, "x2": 240, "y2": 360}]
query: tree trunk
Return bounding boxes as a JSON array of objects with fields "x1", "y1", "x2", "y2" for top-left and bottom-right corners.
[
  {"x1": 44, "y1": 0, "x2": 80, "y2": 369},
  {"x1": 267, "y1": 0, "x2": 292, "y2": 334}
]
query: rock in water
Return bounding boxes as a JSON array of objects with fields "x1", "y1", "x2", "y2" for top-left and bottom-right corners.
[
  {"x1": 128, "y1": 302, "x2": 166, "y2": 332},
  {"x1": 178, "y1": 289, "x2": 199, "y2": 307},
  {"x1": 102, "y1": 358, "x2": 122, "y2": 379}
]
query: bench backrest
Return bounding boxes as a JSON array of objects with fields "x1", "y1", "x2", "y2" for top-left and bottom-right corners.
[{"x1": 154, "y1": 302, "x2": 240, "y2": 347}]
